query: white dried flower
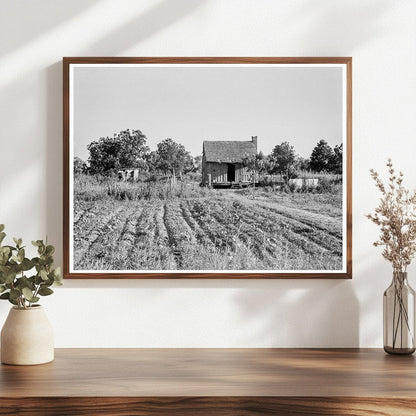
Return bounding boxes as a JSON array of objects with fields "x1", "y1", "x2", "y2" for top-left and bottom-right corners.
[{"x1": 367, "y1": 159, "x2": 416, "y2": 272}]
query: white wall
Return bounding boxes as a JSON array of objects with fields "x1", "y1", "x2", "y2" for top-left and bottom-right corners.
[{"x1": 1, "y1": 0, "x2": 415, "y2": 347}]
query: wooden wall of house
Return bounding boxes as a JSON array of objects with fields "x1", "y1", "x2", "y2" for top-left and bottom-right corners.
[
  {"x1": 202, "y1": 161, "x2": 254, "y2": 184},
  {"x1": 201, "y1": 153, "x2": 207, "y2": 183},
  {"x1": 238, "y1": 166, "x2": 253, "y2": 183}
]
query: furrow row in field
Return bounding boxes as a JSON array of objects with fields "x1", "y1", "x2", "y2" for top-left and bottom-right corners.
[
  {"x1": 229, "y1": 212, "x2": 340, "y2": 270},
  {"x1": 186, "y1": 200, "x2": 240, "y2": 251},
  {"x1": 228, "y1": 192, "x2": 342, "y2": 240},
  {"x1": 108, "y1": 203, "x2": 144, "y2": 270},
  {"x1": 73, "y1": 204, "x2": 126, "y2": 269},
  {"x1": 239, "y1": 202, "x2": 342, "y2": 256},
  {"x1": 125, "y1": 202, "x2": 157, "y2": 270},
  {"x1": 180, "y1": 201, "x2": 215, "y2": 249},
  {"x1": 209, "y1": 197, "x2": 342, "y2": 270},
  {"x1": 73, "y1": 201, "x2": 86, "y2": 224},
  {"x1": 151, "y1": 202, "x2": 176, "y2": 270},
  {"x1": 210, "y1": 210, "x2": 275, "y2": 261},
  {"x1": 210, "y1": 201, "x2": 311, "y2": 269},
  {"x1": 187, "y1": 199, "x2": 277, "y2": 267},
  {"x1": 74, "y1": 205, "x2": 128, "y2": 270},
  {"x1": 238, "y1": 204, "x2": 340, "y2": 262},
  {"x1": 256, "y1": 202, "x2": 342, "y2": 240},
  {"x1": 163, "y1": 201, "x2": 196, "y2": 269},
  {"x1": 73, "y1": 201, "x2": 108, "y2": 227},
  {"x1": 73, "y1": 200, "x2": 120, "y2": 242},
  {"x1": 186, "y1": 199, "x2": 273, "y2": 270},
  {"x1": 154, "y1": 201, "x2": 169, "y2": 244}
]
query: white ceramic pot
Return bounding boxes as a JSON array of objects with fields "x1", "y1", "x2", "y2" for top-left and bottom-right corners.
[{"x1": 1, "y1": 305, "x2": 54, "y2": 365}]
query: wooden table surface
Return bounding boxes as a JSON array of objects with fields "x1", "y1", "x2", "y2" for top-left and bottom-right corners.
[{"x1": 1, "y1": 348, "x2": 415, "y2": 415}]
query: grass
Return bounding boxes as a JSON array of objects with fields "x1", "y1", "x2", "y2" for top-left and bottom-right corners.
[
  {"x1": 73, "y1": 174, "x2": 343, "y2": 271},
  {"x1": 74, "y1": 173, "x2": 214, "y2": 201}
]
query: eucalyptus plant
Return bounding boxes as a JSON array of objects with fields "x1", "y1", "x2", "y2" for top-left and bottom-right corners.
[{"x1": 0, "y1": 224, "x2": 62, "y2": 309}]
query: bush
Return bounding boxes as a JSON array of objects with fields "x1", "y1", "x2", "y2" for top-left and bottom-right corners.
[{"x1": 316, "y1": 177, "x2": 342, "y2": 194}]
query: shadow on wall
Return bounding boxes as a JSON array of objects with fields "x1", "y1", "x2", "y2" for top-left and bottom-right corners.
[
  {"x1": 288, "y1": 0, "x2": 393, "y2": 53},
  {"x1": 46, "y1": 62, "x2": 63, "y2": 265},
  {"x1": 45, "y1": 0, "x2": 205, "y2": 265},
  {"x1": 233, "y1": 279, "x2": 359, "y2": 347},
  {"x1": 0, "y1": 0, "x2": 101, "y2": 57},
  {"x1": 83, "y1": 0, "x2": 205, "y2": 55}
]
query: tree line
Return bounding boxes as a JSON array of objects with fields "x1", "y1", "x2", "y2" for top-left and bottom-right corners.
[
  {"x1": 242, "y1": 139, "x2": 342, "y2": 183},
  {"x1": 74, "y1": 129, "x2": 342, "y2": 181},
  {"x1": 74, "y1": 129, "x2": 201, "y2": 179}
]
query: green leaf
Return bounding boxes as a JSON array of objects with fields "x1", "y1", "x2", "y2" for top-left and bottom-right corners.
[
  {"x1": 0, "y1": 285, "x2": 6, "y2": 293},
  {"x1": 38, "y1": 287, "x2": 53, "y2": 296},
  {"x1": 31, "y1": 257, "x2": 40, "y2": 265},
  {"x1": 42, "y1": 256, "x2": 54, "y2": 266},
  {"x1": 39, "y1": 269, "x2": 48, "y2": 281},
  {"x1": 21, "y1": 258, "x2": 34, "y2": 271},
  {"x1": 0, "y1": 224, "x2": 5, "y2": 232},
  {"x1": 2, "y1": 271, "x2": 16, "y2": 285},
  {"x1": 17, "y1": 276, "x2": 35, "y2": 291},
  {"x1": 22, "y1": 287, "x2": 34, "y2": 301},
  {"x1": 31, "y1": 240, "x2": 43, "y2": 247},
  {"x1": 45, "y1": 245, "x2": 55, "y2": 256},
  {"x1": 0, "y1": 288, "x2": 8, "y2": 296},
  {"x1": 0, "y1": 232, "x2": 5, "y2": 244},
  {"x1": 0, "y1": 247, "x2": 10, "y2": 265},
  {"x1": 34, "y1": 274, "x2": 43, "y2": 285},
  {"x1": 9, "y1": 288, "x2": 21, "y2": 301},
  {"x1": 0, "y1": 246, "x2": 10, "y2": 255},
  {"x1": 17, "y1": 248, "x2": 25, "y2": 263},
  {"x1": 8, "y1": 297, "x2": 18, "y2": 306}
]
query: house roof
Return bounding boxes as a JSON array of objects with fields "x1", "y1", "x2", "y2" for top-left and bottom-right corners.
[{"x1": 203, "y1": 140, "x2": 257, "y2": 163}]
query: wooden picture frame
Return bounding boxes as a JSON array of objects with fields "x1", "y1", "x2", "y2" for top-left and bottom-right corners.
[{"x1": 63, "y1": 57, "x2": 352, "y2": 279}]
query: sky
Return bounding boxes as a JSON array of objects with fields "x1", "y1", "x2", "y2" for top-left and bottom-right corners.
[{"x1": 72, "y1": 64, "x2": 344, "y2": 161}]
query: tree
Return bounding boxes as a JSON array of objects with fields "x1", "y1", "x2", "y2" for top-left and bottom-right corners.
[
  {"x1": 146, "y1": 151, "x2": 159, "y2": 174},
  {"x1": 329, "y1": 143, "x2": 343, "y2": 174},
  {"x1": 73, "y1": 157, "x2": 88, "y2": 175},
  {"x1": 87, "y1": 129, "x2": 149, "y2": 175},
  {"x1": 242, "y1": 151, "x2": 269, "y2": 186},
  {"x1": 269, "y1": 142, "x2": 297, "y2": 182},
  {"x1": 155, "y1": 138, "x2": 192, "y2": 180},
  {"x1": 193, "y1": 155, "x2": 202, "y2": 173},
  {"x1": 309, "y1": 139, "x2": 335, "y2": 172},
  {"x1": 183, "y1": 154, "x2": 195, "y2": 175},
  {"x1": 296, "y1": 156, "x2": 310, "y2": 171}
]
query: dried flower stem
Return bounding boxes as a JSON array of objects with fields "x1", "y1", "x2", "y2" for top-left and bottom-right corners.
[{"x1": 367, "y1": 159, "x2": 416, "y2": 272}]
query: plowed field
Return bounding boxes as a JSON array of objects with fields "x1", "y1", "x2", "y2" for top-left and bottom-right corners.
[{"x1": 73, "y1": 191, "x2": 343, "y2": 271}]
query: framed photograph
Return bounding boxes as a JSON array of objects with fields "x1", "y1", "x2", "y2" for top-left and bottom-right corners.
[{"x1": 63, "y1": 57, "x2": 352, "y2": 279}]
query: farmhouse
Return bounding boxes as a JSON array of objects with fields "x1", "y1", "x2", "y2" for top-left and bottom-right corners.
[
  {"x1": 202, "y1": 136, "x2": 258, "y2": 187},
  {"x1": 118, "y1": 168, "x2": 140, "y2": 181}
]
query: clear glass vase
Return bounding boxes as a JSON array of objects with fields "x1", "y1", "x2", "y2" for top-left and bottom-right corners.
[{"x1": 384, "y1": 271, "x2": 415, "y2": 355}]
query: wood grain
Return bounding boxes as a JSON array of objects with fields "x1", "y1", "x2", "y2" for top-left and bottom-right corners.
[
  {"x1": 63, "y1": 57, "x2": 352, "y2": 279},
  {"x1": 1, "y1": 397, "x2": 416, "y2": 416},
  {"x1": 1, "y1": 349, "x2": 415, "y2": 415}
]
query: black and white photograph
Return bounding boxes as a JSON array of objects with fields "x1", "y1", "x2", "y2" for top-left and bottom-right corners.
[{"x1": 64, "y1": 58, "x2": 352, "y2": 278}]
